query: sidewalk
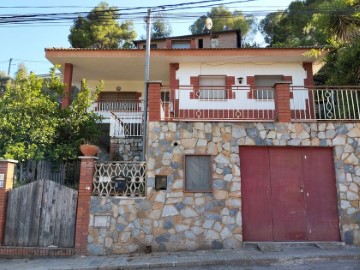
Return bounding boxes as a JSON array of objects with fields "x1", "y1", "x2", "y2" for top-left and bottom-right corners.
[{"x1": 0, "y1": 243, "x2": 359, "y2": 270}]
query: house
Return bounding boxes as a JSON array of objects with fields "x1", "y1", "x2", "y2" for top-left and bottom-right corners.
[
  {"x1": 45, "y1": 31, "x2": 360, "y2": 255},
  {"x1": 133, "y1": 29, "x2": 242, "y2": 49}
]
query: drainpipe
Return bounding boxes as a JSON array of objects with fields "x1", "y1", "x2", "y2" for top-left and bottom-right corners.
[{"x1": 141, "y1": 9, "x2": 151, "y2": 161}]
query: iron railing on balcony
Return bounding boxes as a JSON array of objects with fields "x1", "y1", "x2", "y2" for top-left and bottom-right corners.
[
  {"x1": 93, "y1": 100, "x2": 144, "y2": 112},
  {"x1": 291, "y1": 86, "x2": 360, "y2": 121},
  {"x1": 161, "y1": 86, "x2": 276, "y2": 121},
  {"x1": 110, "y1": 112, "x2": 143, "y2": 137},
  {"x1": 92, "y1": 161, "x2": 146, "y2": 197}
]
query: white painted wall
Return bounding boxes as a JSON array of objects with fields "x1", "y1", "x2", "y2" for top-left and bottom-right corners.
[
  {"x1": 175, "y1": 62, "x2": 308, "y2": 110},
  {"x1": 176, "y1": 62, "x2": 307, "y2": 86}
]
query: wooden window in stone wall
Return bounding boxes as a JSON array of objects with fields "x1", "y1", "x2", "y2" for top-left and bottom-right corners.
[{"x1": 185, "y1": 155, "x2": 212, "y2": 192}]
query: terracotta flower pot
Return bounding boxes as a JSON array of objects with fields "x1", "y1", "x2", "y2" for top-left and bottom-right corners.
[{"x1": 80, "y1": 144, "x2": 99, "y2": 156}]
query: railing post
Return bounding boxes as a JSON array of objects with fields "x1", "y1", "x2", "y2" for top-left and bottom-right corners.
[
  {"x1": 75, "y1": 156, "x2": 97, "y2": 255},
  {"x1": 147, "y1": 81, "x2": 162, "y2": 121},
  {"x1": 274, "y1": 81, "x2": 292, "y2": 122},
  {"x1": 0, "y1": 159, "x2": 17, "y2": 245}
]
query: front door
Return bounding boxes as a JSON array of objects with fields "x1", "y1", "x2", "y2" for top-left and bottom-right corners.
[{"x1": 269, "y1": 148, "x2": 307, "y2": 241}]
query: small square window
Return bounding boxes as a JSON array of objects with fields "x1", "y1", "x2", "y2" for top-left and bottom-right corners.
[{"x1": 185, "y1": 155, "x2": 212, "y2": 192}]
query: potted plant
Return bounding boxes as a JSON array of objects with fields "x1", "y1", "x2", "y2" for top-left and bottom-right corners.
[{"x1": 78, "y1": 112, "x2": 102, "y2": 156}]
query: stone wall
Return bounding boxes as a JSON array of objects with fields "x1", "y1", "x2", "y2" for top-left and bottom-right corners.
[
  {"x1": 110, "y1": 137, "x2": 142, "y2": 161},
  {"x1": 88, "y1": 122, "x2": 360, "y2": 255}
]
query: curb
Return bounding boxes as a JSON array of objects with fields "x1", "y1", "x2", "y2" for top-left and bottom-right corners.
[{"x1": 58, "y1": 252, "x2": 360, "y2": 270}]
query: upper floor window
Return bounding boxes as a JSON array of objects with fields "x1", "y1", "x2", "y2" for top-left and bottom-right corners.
[
  {"x1": 255, "y1": 75, "x2": 282, "y2": 99},
  {"x1": 172, "y1": 40, "x2": 191, "y2": 49},
  {"x1": 199, "y1": 75, "x2": 226, "y2": 99},
  {"x1": 142, "y1": 44, "x2": 158, "y2": 49}
]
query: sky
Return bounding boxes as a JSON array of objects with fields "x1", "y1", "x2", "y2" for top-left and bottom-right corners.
[{"x1": 0, "y1": 0, "x2": 294, "y2": 76}]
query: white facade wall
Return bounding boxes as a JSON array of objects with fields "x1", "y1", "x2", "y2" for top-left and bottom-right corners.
[{"x1": 176, "y1": 62, "x2": 307, "y2": 86}]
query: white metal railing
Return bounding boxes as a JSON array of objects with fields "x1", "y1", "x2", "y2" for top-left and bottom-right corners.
[
  {"x1": 291, "y1": 86, "x2": 360, "y2": 121},
  {"x1": 93, "y1": 100, "x2": 144, "y2": 112},
  {"x1": 92, "y1": 161, "x2": 146, "y2": 197},
  {"x1": 110, "y1": 112, "x2": 143, "y2": 137},
  {"x1": 161, "y1": 86, "x2": 275, "y2": 121}
]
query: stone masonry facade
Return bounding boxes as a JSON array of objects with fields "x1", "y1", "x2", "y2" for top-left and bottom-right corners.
[
  {"x1": 88, "y1": 121, "x2": 360, "y2": 255},
  {"x1": 110, "y1": 137, "x2": 142, "y2": 161}
]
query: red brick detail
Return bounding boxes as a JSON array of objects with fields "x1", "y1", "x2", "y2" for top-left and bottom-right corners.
[
  {"x1": 302, "y1": 62, "x2": 315, "y2": 118},
  {"x1": 62, "y1": 63, "x2": 73, "y2": 109},
  {"x1": 148, "y1": 82, "x2": 162, "y2": 121},
  {"x1": 0, "y1": 160, "x2": 16, "y2": 246},
  {"x1": 75, "y1": 157, "x2": 96, "y2": 255},
  {"x1": 0, "y1": 247, "x2": 74, "y2": 257},
  {"x1": 135, "y1": 92, "x2": 142, "y2": 100},
  {"x1": 303, "y1": 62, "x2": 314, "y2": 87},
  {"x1": 166, "y1": 39, "x2": 172, "y2": 49},
  {"x1": 190, "y1": 39, "x2": 196, "y2": 49},
  {"x1": 170, "y1": 63, "x2": 179, "y2": 90},
  {"x1": 226, "y1": 76, "x2": 235, "y2": 99},
  {"x1": 247, "y1": 76, "x2": 256, "y2": 98},
  {"x1": 189, "y1": 76, "x2": 235, "y2": 99},
  {"x1": 274, "y1": 82, "x2": 292, "y2": 122}
]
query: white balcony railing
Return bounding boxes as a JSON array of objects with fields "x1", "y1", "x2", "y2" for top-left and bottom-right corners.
[
  {"x1": 110, "y1": 112, "x2": 143, "y2": 137},
  {"x1": 291, "y1": 86, "x2": 360, "y2": 121},
  {"x1": 93, "y1": 100, "x2": 144, "y2": 113}
]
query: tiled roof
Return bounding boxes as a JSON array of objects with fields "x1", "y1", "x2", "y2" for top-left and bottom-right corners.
[{"x1": 45, "y1": 46, "x2": 326, "y2": 51}]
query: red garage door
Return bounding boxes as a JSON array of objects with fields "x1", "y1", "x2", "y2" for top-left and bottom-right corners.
[{"x1": 240, "y1": 147, "x2": 340, "y2": 242}]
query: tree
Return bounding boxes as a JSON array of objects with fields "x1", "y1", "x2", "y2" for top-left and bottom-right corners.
[
  {"x1": 0, "y1": 66, "x2": 59, "y2": 161},
  {"x1": 189, "y1": 5, "x2": 255, "y2": 39},
  {"x1": 0, "y1": 65, "x2": 103, "y2": 161},
  {"x1": 307, "y1": 0, "x2": 360, "y2": 44},
  {"x1": 0, "y1": 71, "x2": 10, "y2": 95},
  {"x1": 259, "y1": 0, "x2": 360, "y2": 86},
  {"x1": 259, "y1": 0, "x2": 327, "y2": 47},
  {"x1": 68, "y1": 2, "x2": 136, "y2": 49},
  {"x1": 152, "y1": 12, "x2": 172, "y2": 39}
]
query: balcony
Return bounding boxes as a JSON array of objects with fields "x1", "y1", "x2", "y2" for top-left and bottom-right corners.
[
  {"x1": 161, "y1": 86, "x2": 276, "y2": 122},
  {"x1": 90, "y1": 100, "x2": 144, "y2": 137},
  {"x1": 159, "y1": 85, "x2": 360, "y2": 122}
]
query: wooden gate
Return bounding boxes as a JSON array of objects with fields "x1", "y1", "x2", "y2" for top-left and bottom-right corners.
[
  {"x1": 240, "y1": 146, "x2": 340, "y2": 242},
  {"x1": 4, "y1": 180, "x2": 78, "y2": 248}
]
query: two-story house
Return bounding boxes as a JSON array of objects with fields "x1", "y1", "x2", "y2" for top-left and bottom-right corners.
[{"x1": 45, "y1": 30, "x2": 360, "y2": 255}]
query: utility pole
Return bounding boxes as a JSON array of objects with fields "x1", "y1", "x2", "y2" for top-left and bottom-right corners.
[
  {"x1": 141, "y1": 8, "x2": 152, "y2": 161},
  {"x1": 7, "y1": 58, "x2": 13, "y2": 76}
]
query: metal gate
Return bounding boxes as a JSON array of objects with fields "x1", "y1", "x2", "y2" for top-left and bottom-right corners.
[
  {"x1": 4, "y1": 180, "x2": 78, "y2": 247},
  {"x1": 240, "y1": 146, "x2": 340, "y2": 242}
]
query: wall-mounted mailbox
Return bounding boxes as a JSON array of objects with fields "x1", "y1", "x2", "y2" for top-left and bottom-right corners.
[
  {"x1": 155, "y1": 175, "x2": 167, "y2": 191},
  {"x1": 114, "y1": 176, "x2": 127, "y2": 192}
]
